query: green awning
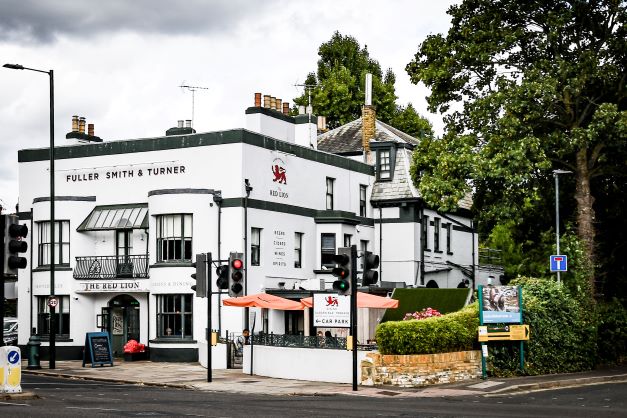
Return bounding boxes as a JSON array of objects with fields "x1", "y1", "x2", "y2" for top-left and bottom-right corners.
[{"x1": 77, "y1": 203, "x2": 148, "y2": 231}]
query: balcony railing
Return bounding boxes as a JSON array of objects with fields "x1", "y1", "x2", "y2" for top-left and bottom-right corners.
[
  {"x1": 250, "y1": 333, "x2": 377, "y2": 351},
  {"x1": 74, "y1": 255, "x2": 149, "y2": 279}
]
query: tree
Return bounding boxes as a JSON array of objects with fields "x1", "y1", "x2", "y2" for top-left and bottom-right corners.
[
  {"x1": 407, "y1": 0, "x2": 627, "y2": 295},
  {"x1": 296, "y1": 31, "x2": 431, "y2": 136}
]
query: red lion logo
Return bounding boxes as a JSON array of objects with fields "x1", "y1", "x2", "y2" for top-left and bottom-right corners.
[
  {"x1": 272, "y1": 164, "x2": 287, "y2": 184},
  {"x1": 325, "y1": 296, "x2": 339, "y2": 307}
]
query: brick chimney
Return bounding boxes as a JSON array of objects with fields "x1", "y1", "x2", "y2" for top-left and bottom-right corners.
[{"x1": 362, "y1": 73, "x2": 375, "y2": 163}]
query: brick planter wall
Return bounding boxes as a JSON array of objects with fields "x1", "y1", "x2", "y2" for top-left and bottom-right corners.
[{"x1": 361, "y1": 350, "x2": 482, "y2": 387}]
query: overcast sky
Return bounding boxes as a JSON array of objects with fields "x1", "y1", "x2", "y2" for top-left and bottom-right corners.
[{"x1": 0, "y1": 0, "x2": 458, "y2": 211}]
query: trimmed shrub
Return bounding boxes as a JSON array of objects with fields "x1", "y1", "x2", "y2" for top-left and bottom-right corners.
[
  {"x1": 489, "y1": 277, "x2": 597, "y2": 376},
  {"x1": 376, "y1": 302, "x2": 479, "y2": 355}
]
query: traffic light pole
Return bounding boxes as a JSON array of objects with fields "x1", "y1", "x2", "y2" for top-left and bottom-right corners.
[
  {"x1": 207, "y1": 252, "x2": 212, "y2": 383},
  {"x1": 0, "y1": 215, "x2": 5, "y2": 347},
  {"x1": 350, "y1": 245, "x2": 358, "y2": 391}
]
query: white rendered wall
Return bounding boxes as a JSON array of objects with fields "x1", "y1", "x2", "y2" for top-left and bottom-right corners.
[
  {"x1": 243, "y1": 345, "x2": 369, "y2": 384},
  {"x1": 197, "y1": 342, "x2": 228, "y2": 369}
]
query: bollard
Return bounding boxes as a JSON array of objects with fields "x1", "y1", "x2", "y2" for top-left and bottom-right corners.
[{"x1": 27, "y1": 333, "x2": 41, "y2": 370}]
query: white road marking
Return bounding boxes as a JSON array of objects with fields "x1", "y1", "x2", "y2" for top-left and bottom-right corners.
[{"x1": 0, "y1": 401, "x2": 30, "y2": 406}]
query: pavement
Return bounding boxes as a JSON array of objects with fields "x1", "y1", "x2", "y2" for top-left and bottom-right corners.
[{"x1": 12, "y1": 360, "x2": 627, "y2": 399}]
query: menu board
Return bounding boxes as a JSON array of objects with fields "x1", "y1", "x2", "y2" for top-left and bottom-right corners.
[{"x1": 82, "y1": 332, "x2": 114, "y2": 367}]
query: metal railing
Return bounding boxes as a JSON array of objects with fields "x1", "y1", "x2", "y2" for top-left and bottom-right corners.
[
  {"x1": 73, "y1": 255, "x2": 149, "y2": 279},
  {"x1": 250, "y1": 333, "x2": 378, "y2": 351},
  {"x1": 479, "y1": 248, "x2": 503, "y2": 266}
]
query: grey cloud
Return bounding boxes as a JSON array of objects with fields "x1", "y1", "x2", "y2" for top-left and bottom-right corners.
[{"x1": 0, "y1": 0, "x2": 282, "y2": 43}]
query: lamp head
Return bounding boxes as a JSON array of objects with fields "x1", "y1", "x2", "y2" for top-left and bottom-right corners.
[
  {"x1": 3, "y1": 63, "x2": 25, "y2": 70},
  {"x1": 553, "y1": 169, "x2": 572, "y2": 175}
]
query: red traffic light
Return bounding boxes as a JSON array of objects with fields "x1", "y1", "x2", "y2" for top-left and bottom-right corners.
[{"x1": 231, "y1": 258, "x2": 243, "y2": 269}]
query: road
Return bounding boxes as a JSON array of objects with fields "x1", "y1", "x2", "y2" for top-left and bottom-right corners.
[{"x1": 1, "y1": 375, "x2": 624, "y2": 417}]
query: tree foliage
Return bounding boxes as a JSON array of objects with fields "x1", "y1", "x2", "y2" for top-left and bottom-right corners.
[
  {"x1": 295, "y1": 31, "x2": 433, "y2": 137},
  {"x1": 407, "y1": 0, "x2": 627, "y2": 294}
]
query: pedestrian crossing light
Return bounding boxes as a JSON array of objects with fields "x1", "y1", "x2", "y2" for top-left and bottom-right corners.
[
  {"x1": 216, "y1": 264, "x2": 229, "y2": 290},
  {"x1": 2, "y1": 214, "x2": 28, "y2": 276},
  {"x1": 190, "y1": 253, "x2": 208, "y2": 298},
  {"x1": 362, "y1": 251, "x2": 380, "y2": 286},
  {"x1": 229, "y1": 252, "x2": 244, "y2": 297},
  {"x1": 332, "y1": 247, "x2": 352, "y2": 296}
]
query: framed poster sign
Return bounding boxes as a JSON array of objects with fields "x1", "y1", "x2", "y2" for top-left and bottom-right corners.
[
  {"x1": 479, "y1": 285, "x2": 523, "y2": 324},
  {"x1": 82, "y1": 332, "x2": 114, "y2": 367}
]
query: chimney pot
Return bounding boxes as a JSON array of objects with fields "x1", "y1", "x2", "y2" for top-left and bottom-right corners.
[
  {"x1": 365, "y1": 73, "x2": 373, "y2": 106},
  {"x1": 185, "y1": 120, "x2": 192, "y2": 128},
  {"x1": 178, "y1": 120, "x2": 184, "y2": 128},
  {"x1": 78, "y1": 117, "x2": 86, "y2": 134},
  {"x1": 88, "y1": 123, "x2": 94, "y2": 136},
  {"x1": 254, "y1": 93, "x2": 262, "y2": 107},
  {"x1": 317, "y1": 116, "x2": 327, "y2": 131},
  {"x1": 71, "y1": 115, "x2": 79, "y2": 132},
  {"x1": 298, "y1": 105, "x2": 306, "y2": 115},
  {"x1": 276, "y1": 98, "x2": 282, "y2": 112},
  {"x1": 282, "y1": 102, "x2": 289, "y2": 115},
  {"x1": 270, "y1": 96, "x2": 277, "y2": 111},
  {"x1": 263, "y1": 95, "x2": 271, "y2": 108}
]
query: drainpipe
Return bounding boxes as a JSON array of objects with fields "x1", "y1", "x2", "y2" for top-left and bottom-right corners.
[
  {"x1": 379, "y1": 207, "x2": 383, "y2": 284},
  {"x1": 145, "y1": 229, "x2": 149, "y2": 348},
  {"x1": 243, "y1": 180, "x2": 253, "y2": 331},
  {"x1": 420, "y1": 206, "x2": 425, "y2": 286},
  {"x1": 213, "y1": 191, "x2": 223, "y2": 334},
  {"x1": 29, "y1": 208, "x2": 34, "y2": 337}
]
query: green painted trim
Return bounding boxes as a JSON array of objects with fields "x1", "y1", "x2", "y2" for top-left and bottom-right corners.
[
  {"x1": 245, "y1": 106, "x2": 294, "y2": 123},
  {"x1": 33, "y1": 266, "x2": 72, "y2": 272},
  {"x1": 19, "y1": 128, "x2": 373, "y2": 176},
  {"x1": 150, "y1": 262, "x2": 194, "y2": 268},
  {"x1": 478, "y1": 285, "x2": 484, "y2": 325},
  {"x1": 294, "y1": 114, "x2": 317, "y2": 125},
  {"x1": 149, "y1": 347, "x2": 198, "y2": 362},
  {"x1": 221, "y1": 198, "x2": 374, "y2": 226},
  {"x1": 33, "y1": 196, "x2": 96, "y2": 203},
  {"x1": 18, "y1": 211, "x2": 32, "y2": 220},
  {"x1": 148, "y1": 189, "x2": 215, "y2": 196}
]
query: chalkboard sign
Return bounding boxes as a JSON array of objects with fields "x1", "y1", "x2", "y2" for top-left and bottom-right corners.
[{"x1": 82, "y1": 332, "x2": 114, "y2": 367}]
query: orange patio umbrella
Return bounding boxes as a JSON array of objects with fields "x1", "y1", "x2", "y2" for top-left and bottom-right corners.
[
  {"x1": 223, "y1": 293, "x2": 304, "y2": 310},
  {"x1": 300, "y1": 292, "x2": 399, "y2": 309}
]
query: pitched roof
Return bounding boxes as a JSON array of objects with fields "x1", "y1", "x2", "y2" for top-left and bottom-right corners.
[
  {"x1": 317, "y1": 118, "x2": 420, "y2": 154},
  {"x1": 371, "y1": 148, "x2": 419, "y2": 202}
]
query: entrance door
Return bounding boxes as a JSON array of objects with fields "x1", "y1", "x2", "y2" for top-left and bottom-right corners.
[{"x1": 107, "y1": 295, "x2": 140, "y2": 357}]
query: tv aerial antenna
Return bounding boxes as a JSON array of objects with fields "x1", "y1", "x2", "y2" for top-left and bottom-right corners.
[{"x1": 179, "y1": 83, "x2": 209, "y2": 129}]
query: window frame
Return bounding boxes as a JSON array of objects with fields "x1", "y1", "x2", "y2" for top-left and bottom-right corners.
[
  {"x1": 156, "y1": 214, "x2": 193, "y2": 262},
  {"x1": 359, "y1": 184, "x2": 367, "y2": 217},
  {"x1": 422, "y1": 215, "x2": 430, "y2": 251},
  {"x1": 343, "y1": 234, "x2": 352, "y2": 248},
  {"x1": 37, "y1": 295, "x2": 70, "y2": 337},
  {"x1": 326, "y1": 177, "x2": 335, "y2": 210},
  {"x1": 445, "y1": 223, "x2": 454, "y2": 255},
  {"x1": 378, "y1": 149, "x2": 391, "y2": 180},
  {"x1": 434, "y1": 218, "x2": 441, "y2": 253},
  {"x1": 156, "y1": 294, "x2": 193, "y2": 340},
  {"x1": 37, "y1": 220, "x2": 71, "y2": 267},
  {"x1": 251, "y1": 227, "x2": 262, "y2": 266},
  {"x1": 321, "y1": 233, "x2": 336, "y2": 269},
  {"x1": 294, "y1": 232, "x2": 303, "y2": 268}
]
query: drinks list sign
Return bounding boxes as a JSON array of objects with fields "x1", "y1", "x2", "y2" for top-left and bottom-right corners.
[{"x1": 82, "y1": 332, "x2": 114, "y2": 368}]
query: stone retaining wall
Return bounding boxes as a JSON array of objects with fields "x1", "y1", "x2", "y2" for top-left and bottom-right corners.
[{"x1": 361, "y1": 350, "x2": 482, "y2": 387}]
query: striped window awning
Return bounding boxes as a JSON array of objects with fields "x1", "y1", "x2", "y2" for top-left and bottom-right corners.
[{"x1": 77, "y1": 203, "x2": 148, "y2": 231}]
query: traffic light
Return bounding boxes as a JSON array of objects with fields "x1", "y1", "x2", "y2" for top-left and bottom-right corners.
[
  {"x1": 332, "y1": 247, "x2": 352, "y2": 296},
  {"x1": 190, "y1": 253, "x2": 207, "y2": 298},
  {"x1": 216, "y1": 264, "x2": 229, "y2": 290},
  {"x1": 2, "y1": 214, "x2": 28, "y2": 276},
  {"x1": 362, "y1": 251, "x2": 380, "y2": 286},
  {"x1": 228, "y1": 252, "x2": 244, "y2": 297}
]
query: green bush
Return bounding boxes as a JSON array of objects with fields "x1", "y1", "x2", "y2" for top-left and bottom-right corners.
[
  {"x1": 489, "y1": 277, "x2": 597, "y2": 376},
  {"x1": 376, "y1": 302, "x2": 479, "y2": 355},
  {"x1": 596, "y1": 298, "x2": 627, "y2": 364}
]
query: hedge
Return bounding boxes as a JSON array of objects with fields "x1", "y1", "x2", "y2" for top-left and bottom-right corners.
[
  {"x1": 375, "y1": 302, "x2": 479, "y2": 355},
  {"x1": 489, "y1": 277, "x2": 597, "y2": 376}
]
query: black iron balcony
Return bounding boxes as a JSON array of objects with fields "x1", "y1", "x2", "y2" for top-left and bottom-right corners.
[{"x1": 74, "y1": 255, "x2": 149, "y2": 279}]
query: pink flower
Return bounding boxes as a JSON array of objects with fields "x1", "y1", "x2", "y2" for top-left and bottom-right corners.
[{"x1": 402, "y1": 307, "x2": 443, "y2": 321}]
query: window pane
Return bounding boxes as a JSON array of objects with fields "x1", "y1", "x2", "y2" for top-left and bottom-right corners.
[
  {"x1": 183, "y1": 215, "x2": 192, "y2": 237},
  {"x1": 321, "y1": 234, "x2": 335, "y2": 250}
]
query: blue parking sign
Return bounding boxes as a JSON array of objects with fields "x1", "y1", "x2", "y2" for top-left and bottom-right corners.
[{"x1": 550, "y1": 255, "x2": 568, "y2": 272}]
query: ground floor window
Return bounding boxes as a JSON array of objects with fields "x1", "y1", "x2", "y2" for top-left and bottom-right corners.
[
  {"x1": 156, "y1": 294, "x2": 193, "y2": 339},
  {"x1": 37, "y1": 295, "x2": 70, "y2": 337}
]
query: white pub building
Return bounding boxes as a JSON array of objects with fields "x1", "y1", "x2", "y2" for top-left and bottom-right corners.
[{"x1": 15, "y1": 92, "x2": 489, "y2": 362}]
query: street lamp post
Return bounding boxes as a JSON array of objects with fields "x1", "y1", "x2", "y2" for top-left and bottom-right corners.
[
  {"x1": 553, "y1": 169, "x2": 572, "y2": 284},
  {"x1": 3, "y1": 63, "x2": 56, "y2": 369}
]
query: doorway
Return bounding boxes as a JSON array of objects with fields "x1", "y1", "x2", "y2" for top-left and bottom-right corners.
[{"x1": 102, "y1": 294, "x2": 140, "y2": 357}]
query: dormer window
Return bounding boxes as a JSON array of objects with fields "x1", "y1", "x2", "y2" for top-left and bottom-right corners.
[{"x1": 378, "y1": 149, "x2": 391, "y2": 180}]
